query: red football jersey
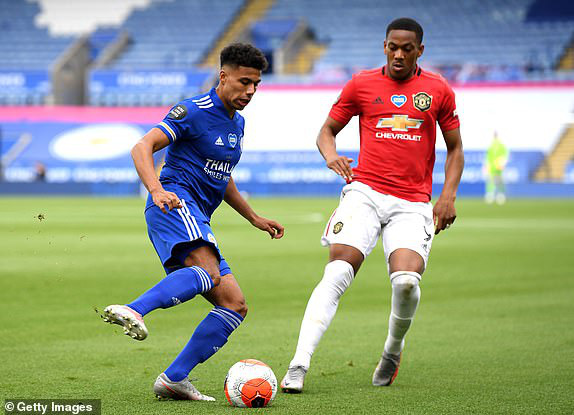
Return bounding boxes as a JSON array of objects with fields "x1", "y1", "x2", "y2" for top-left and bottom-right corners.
[{"x1": 329, "y1": 66, "x2": 459, "y2": 202}]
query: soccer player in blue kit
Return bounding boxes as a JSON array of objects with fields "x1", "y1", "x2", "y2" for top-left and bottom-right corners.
[{"x1": 102, "y1": 43, "x2": 284, "y2": 401}]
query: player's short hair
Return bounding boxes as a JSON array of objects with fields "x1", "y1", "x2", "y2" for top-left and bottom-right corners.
[
  {"x1": 220, "y1": 43, "x2": 268, "y2": 71},
  {"x1": 386, "y1": 18, "x2": 424, "y2": 45}
]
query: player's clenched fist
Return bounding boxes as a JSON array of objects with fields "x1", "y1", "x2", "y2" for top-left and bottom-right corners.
[
  {"x1": 151, "y1": 188, "x2": 182, "y2": 213},
  {"x1": 326, "y1": 155, "x2": 354, "y2": 182}
]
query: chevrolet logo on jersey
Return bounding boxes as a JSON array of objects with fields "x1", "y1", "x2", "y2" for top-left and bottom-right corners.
[{"x1": 376, "y1": 115, "x2": 423, "y2": 132}]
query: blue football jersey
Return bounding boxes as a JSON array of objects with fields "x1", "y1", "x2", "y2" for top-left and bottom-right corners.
[{"x1": 148, "y1": 88, "x2": 245, "y2": 218}]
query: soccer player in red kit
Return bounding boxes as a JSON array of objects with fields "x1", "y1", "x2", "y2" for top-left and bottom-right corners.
[{"x1": 281, "y1": 18, "x2": 464, "y2": 392}]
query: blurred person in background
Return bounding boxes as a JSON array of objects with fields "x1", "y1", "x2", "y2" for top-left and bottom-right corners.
[
  {"x1": 485, "y1": 131, "x2": 509, "y2": 204},
  {"x1": 34, "y1": 161, "x2": 46, "y2": 182}
]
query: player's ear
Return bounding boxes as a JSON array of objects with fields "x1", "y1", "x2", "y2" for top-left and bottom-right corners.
[
  {"x1": 417, "y1": 43, "x2": 424, "y2": 58},
  {"x1": 219, "y1": 69, "x2": 227, "y2": 85},
  {"x1": 383, "y1": 40, "x2": 388, "y2": 55}
]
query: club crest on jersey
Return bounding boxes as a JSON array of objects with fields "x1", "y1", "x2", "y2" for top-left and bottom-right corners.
[
  {"x1": 333, "y1": 222, "x2": 344, "y2": 234},
  {"x1": 412, "y1": 92, "x2": 432, "y2": 112},
  {"x1": 228, "y1": 133, "x2": 238, "y2": 148},
  {"x1": 391, "y1": 94, "x2": 407, "y2": 108},
  {"x1": 167, "y1": 104, "x2": 187, "y2": 120}
]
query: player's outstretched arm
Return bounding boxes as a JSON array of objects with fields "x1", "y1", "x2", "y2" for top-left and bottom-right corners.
[
  {"x1": 131, "y1": 128, "x2": 182, "y2": 214},
  {"x1": 224, "y1": 178, "x2": 284, "y2": 239},
  {"x1": 317, "y1": 116, "x2": 354, "y2": 182},
  {"x1": 433, "y1": 127, "x2": 464, "y2": 234}
]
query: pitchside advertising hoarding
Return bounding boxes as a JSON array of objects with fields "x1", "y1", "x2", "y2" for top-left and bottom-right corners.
[
  {"x1": 0, "y1": 71, "x2": 51, "y2": 104},
  {"x1": 89, "y1": 70, "x2": 214, "y2": 89},
  {"x1": 0, "y1": 71, "x2": 51, "y2": 91},
  {"x1": 0, "y1": 84, "x2": 573, "y2": 196}
]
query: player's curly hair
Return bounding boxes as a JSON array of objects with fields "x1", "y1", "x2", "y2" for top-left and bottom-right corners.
[
  {"x1": 386, "y1": 17, "x2": 423, "y2": 45},
  {"x1": 220, "y1": 43, "x2": 268, "y2": 71}
]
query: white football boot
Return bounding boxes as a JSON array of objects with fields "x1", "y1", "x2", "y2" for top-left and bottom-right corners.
[
  {"x1": 280, "y1": 365, "x2": 307, "y2": 393},
  {"x1": 102, "y1": 304, "x2": 148, "y2": 341},
  {"x1": 153, "y1": 373, "x2": 215, "y2": 401}
]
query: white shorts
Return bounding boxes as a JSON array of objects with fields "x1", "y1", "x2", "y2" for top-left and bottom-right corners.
[{"x1": 321, "y1": 181, "x2": 435, "y2": 270}]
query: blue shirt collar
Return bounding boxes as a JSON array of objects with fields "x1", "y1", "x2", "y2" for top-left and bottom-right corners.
[{"x1": 210, "y1": 87, "x2": 240, "y2": 121}]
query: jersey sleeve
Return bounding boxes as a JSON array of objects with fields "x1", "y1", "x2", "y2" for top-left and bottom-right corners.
[
  {"x1": 155, "y1": 102, "x2": 196, "y2": 143},
  {"x1": 328, "y1": 77, "x2": 360, "y2": 124},
  {"x1": 437, "y1": 83, "x2": 460, "y2": 133}
]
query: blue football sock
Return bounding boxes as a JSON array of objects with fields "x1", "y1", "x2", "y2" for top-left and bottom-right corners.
[
  {"x1": 127, "y1": 266, "x2": 213, "y2": 316},
  {"x1": 164, "y1": 306, "x2": 244, "y2": 382}
]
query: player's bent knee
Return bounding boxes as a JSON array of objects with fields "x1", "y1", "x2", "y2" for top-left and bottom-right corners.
[
  {"x1": 220, "y1": 298, "x2": 248, "y2": 317},
  {"x1": 329, "y1": 245, "x2": 364, "y2": 274},
  {"x1": 390, "y1": 272, "x2": 421, "y2": 296},
  {"x1": 234, "y1": 300, "x2": 248, "y2": 318},
  {"x1": 389, "y1": 249, "x2": 425, "y2": 275},
  {"x1": 201, "y1": 266, "x2": 222, "y2": 288},
  {"x1": 211, "y1": 275, "x2": 221, "y2": 288}
]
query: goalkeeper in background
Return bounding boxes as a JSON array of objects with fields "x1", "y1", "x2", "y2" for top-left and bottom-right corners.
[{"x1": 485, "y1": 132, "x2": 509, "y2": 204}]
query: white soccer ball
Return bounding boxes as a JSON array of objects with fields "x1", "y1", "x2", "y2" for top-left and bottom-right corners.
[{"x1": 224, "y1": 359, "x2": 277, "y2": 408}]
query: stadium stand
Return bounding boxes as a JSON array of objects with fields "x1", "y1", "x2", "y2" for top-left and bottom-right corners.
[
  {"x1": 89, "y1": 27, "x2": 123, "y2": 61},
  {"x1": 88, "y1": 0, "x2": 244, "y2": 106},
  {"x1": 249, "y1": 18, "x2": 300, "y2": 72},
  {"x1": 0, "y1": 0, "x2": 74, "y2": 69},
  {"x1": 0, "y1": 0, "x2": 75, "y2": 104},
  {"x1": 0, "y1": 0, "x2": 573, "y2": 195},
  {"x1": 534, "y1": 125, "x2": 574, "y2": 182},
  {"x1": 262, "y1": 0, "x2": 574, "y2": 83},
  {"x1": 109, "y1": 0, "x2": 244, "y2": 69},
  {"x1": 1, "y1": 0, "x2": 574, "y2": 106},
  {"x1": 202, "y1": 0, "x2": 274, "y2": 67},
  {"x1": 251, "y1": 19, "x2": 299, "y2": 54},
  {"x1": 34, "y1": 0, "x2": 151, "y2": 36}
]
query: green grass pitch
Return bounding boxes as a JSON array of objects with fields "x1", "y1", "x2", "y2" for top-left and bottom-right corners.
[{"x1": 1, "y1": 197, "x2": 573, "y2": 414}]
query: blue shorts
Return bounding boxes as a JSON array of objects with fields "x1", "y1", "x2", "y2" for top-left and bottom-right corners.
[{"x1": 145, "y1": 188, "x2": 231, "y2": 276}]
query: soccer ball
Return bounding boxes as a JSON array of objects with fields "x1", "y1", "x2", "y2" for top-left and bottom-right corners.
[{"x1": 224, "y1": 359, "x2": 277, "y2": 407}]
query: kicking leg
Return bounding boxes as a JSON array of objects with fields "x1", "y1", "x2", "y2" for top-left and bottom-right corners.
[
  {"x1": 155, "y1": 258, "x2": 245, "y2": 401},
  {"x1": 126, "y1": 244, "x2": 218, "y2": 316},
  {"x1": 102, "y1": 244, "x2": 217, "y2": 341},
  {"x1": 281, "y1": 244, "x2": 363, "y2": 393}
]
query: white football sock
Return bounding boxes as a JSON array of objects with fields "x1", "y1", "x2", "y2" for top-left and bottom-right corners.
[
  {"x1": 290, "y1": 260, "x2": 355, "y2": 369},
  {"x1": 383, "y1": 271, "x2": 421, "y2": 355}
]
